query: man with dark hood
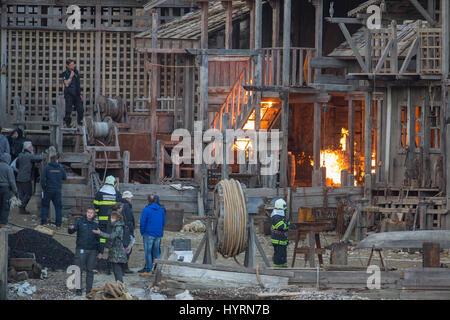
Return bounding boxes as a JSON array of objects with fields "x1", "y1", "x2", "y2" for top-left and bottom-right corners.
[
  {"x1": 8, "y1": 128, "x2": 26, "y2": 160},
  {"x1": 0, "y1": 153, "x2": 18, "y2": 227},
  {"x1": 16, "y1": 141, "x2": 43, "y2": 214}
]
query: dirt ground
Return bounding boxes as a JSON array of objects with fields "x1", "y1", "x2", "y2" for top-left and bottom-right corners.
[{"x1": 5, "y1": 199, "x2": 450, "y2": 300}]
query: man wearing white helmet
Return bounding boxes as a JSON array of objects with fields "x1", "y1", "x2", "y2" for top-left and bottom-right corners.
[
  {"x1": 271, "y1": 198, "x2": 290, "y2": 268},
  {"x1": 121, "y1": 190, "x2": 135, "y2": 273},
  {"x1": 93, "y1": 175, "x2": 123, "y2": 274}
]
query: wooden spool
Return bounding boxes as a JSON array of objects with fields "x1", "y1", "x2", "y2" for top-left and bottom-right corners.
[
  {"x1": 213, "y1": 179, "x2": 248, "y2": 258},
  {"x1": 96, "y1": 95, "x2": 124, "y2": 123}
]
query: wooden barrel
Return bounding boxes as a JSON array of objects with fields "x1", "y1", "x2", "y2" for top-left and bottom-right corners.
[{"x1": 164, "y1": 209, "x2": 184, "y2": 232}]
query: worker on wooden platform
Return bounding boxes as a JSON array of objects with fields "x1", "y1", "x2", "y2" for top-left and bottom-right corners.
[
  {"x1": 139, "y1": 194, "x2": 165, "y2": 275},
  {"x1": 62, "y1": 59, "x2": 83, "y2": 127},
  {"x1": 271, "y1": 198, "x2": 290, "y2": 268},
  {"x1": 40, "y1": 153, "x2": 67, "y2": 228},
  {"x1": 0, "y1": 153, "x2": 18, "y2": 228},
  {"x1": 16, "y1": 141, "x2": 43, "y2": 215},
  {"x1": 93, "y1": 175, "x2": 123, "y2": 274},
  {"x1": 121, "y1": 190, "x2": 135, "y2": 274},
  {"x1": 68, "y1": 207, "x2": 101, "y2": 296},
  {"x1": 93, "y1": 210, "x2": 128, "y2": 283}
]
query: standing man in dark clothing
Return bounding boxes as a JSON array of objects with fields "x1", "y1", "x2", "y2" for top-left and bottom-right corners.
[
  {"x1": 121, "y1": 190, "x2": 135, "y2": 273},
  {"x1": 68, "y1": 207, "x2": 102, "y2": 296},
  {"x1": 0, "y1": 126, "x2": 10, "y2": 155},
  {"x1": 8, "y1": 128, "x2": 26, "y2": 161},
  {"x1": 41, "y1": 154, "x2": 67, "y2": 228},
  {"x1": 16, "y1": 141, "x2": 43, "y2": 214},
  {"x1": 271, "y1": 198, "x2": 290, "y2": 268},
  {"x1": 0, "y1": 153, "x2": 18, "y2": 228},
  {"x1": 62, "y1": 59, "x2": 83, "y2": 127}
]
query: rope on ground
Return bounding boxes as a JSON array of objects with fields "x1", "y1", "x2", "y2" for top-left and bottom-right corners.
[{"x1": 216, "y1": 179, "x2": 247, "y2": 258}]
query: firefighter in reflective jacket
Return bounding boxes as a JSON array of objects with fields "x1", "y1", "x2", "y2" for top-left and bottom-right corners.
[
  {"x1": 271, "y1": 198, "x2": 290, "y2": 268},
  {"x1": 93, "y1": 175, "x2": 123, "y2": 256}
]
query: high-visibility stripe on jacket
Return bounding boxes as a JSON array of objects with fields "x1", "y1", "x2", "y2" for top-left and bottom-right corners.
[{"x1": 271, "y1": 213, "x2": 290, "y2": 246}]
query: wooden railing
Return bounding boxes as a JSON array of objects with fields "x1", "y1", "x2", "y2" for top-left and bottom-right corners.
[
  {"x1": 261, "y1": 47, "x2": 315, "y2": 87},
  {"x1": 418, "y1": 27, "x2": 442, "y2": 75},
  {"x1": 213, "y1": 58, "x2": 255, "y2": 130}
]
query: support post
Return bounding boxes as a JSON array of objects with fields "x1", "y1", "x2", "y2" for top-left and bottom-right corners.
[
  {"x1": 364, "y1": 91, "x2": 373, "y2": 200},
  {"x1": 271, "y1": 0, "x2": 280, "y2": 47},
  {"x1": 0, "y1": 4, "x2": 7, "y2": 127},
  {"x1": 348, "y1": 98, "x2": 355, "y2": 176},
  {"x1": 94, "y1": 5, "x2": 102, "y2": 101},
  {"x1": 423, "y1": 242, "x2": 440, "y2": 267},
  {"x1": 151, "y1": 11, "x2": 159, "y2": 160},
  {"x1": 280, "y1": 0, "x2": 291, "y2": 188},
  {"x1": 223, "y1": 1, "x2": 233, "y2": 49},
  {"x1": 221, "y1": 113, "x2": 229, "y2": 180},
  {"x1": 385, "y1": 87, "x2": 392, "y2": 184},
  {"x1": 199, "y1": 1, "x2": 209, "y2": 214},
  {"x1": 247, "y1": 0, "x2": 255, "y2": 49},
  {"x1": 442, "y1": 0, "x2": 449, "y2": 79},
  {"x1": 313, "y1": 0, "x2": 323, "y2": 79},
  {"x1": 313, "y1": 102, "x2": 321, "y2": 186},
  {"x1": 0, "y1": 228, "x2": 7, "y2": 300}
]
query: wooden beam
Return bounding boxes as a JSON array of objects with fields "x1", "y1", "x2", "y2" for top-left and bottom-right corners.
[
  {"x1": 314, "y1": 0, "x2": 323, "y2": 79},
  {"x1": 399, "y1": 37, "x2": 419, "y2": 74},
  {"x1": 151, "y1": 12, "x2": 159, "y2": 160},
  {"x1": 271, "y1": 0, "x2": 280, "y2": 47},
  {"x1": 364, "y1": 91, "x2": 373, "y2": 175},
  {"x1": 374, "y1": 38, "x2": 393, "y2": 73},
  {"x1": 348, "y1": 98, "x2": 355, "y2": 175},
  {"x1": 186, "y1": 48, "x2": 258, "y2": 56},
  {"x1": 325, "y1": 17, "x2": 362, "y2": 24},
  {"x1": 0, "y1": 228, "x2": 7, "y2": 300},
  {"x1": 224, "y1": 1, "x2": 233, "y2": 49},
  {"x1": 247, "y1": 0, "x2": 255, "y2": 49},
  {"x1": 310, "y1": 57, "x2": 349, "y2": 69},
  {"x1": 391, "y1": 20, "x2": 398, "y2": 73},
  {"x1": 313, "y1": 102, "x2": 321, "y2": 186},
  {"x1": 221, "y1": 113, "x2": 229, "y2": 180},
  {"x1": 384, "y1": 86, "x2": 392, "y2": 184},
  {"x1": 0, "y1": 4, "x2": 7, "y2": 127},
  {"x1": 339, "y1": 22, "x2": 368, "y2": 72},
  {"x1": 442, "y1": 0, "x2": 449, "y2": 79},
  {"x1": 409, "y1": 0, "x2": 437, "y2": 26}
]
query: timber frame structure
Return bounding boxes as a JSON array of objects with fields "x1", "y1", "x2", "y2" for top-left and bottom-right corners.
[{"x1": 0, "y1": 0, "x2": 449, "y2": 238}]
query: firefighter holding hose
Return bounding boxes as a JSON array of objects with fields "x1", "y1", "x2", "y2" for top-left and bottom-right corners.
[{"x1": 271, "y1": 198, "x2": 290, "y2": 268}]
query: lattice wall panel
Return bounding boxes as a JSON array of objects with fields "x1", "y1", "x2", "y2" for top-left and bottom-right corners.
[{"x1": 7, "y1": 30, "x2": 148, "y2": 119}]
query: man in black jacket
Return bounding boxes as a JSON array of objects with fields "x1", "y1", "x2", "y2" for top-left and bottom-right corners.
[
  {"x1": 62, "y1": 59, "x2": 83, "y2": 127},
  {"x1": 16, "y1": 141, "x2": 43, "y2": 214},
  {"x1": 0, "y1": 153, "x2": 18, "y2": 227},
  {"x1": 68, "y1": 207, "x2": 101, "y2": 296},
  {"x1": 121, "y1": 191, "x2": 135, "y2": 273},
  {"x1": 41, "y1": 154, "x2": 67, "y2": 228},
  {"x1": 7, "y1": 128, "x2": 26, "y2": 161}
]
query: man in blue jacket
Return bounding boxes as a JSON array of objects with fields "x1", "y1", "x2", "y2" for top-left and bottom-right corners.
[
  {"x1": 41, "y1": 153, "x2": 67, "y2": 228},
  {"x1": 139, "y1": 194, "x2": 165, "y2": 274}
]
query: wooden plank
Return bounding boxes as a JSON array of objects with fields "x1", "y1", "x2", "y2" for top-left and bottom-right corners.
[
  {"x1": 409, "y1": 0, "x2": 437, "y2": 26},
  {"x1": 399, "y1": 37, "x2": 419, "y2": 74},
  {"x1": 0, "y1": 228, "x2": 7, "y2": 300},
  {"x1": 313, "y1": 0, "x2": 323, "y2": 79},
  {"x1": 339, "y1": 23, "x2": 368, "y2": 72},
  {"x1": 423, "y1": 242, "x2": 440, "y2": 267},
  {"x1": 313, "y1": 102, "x2": 321, "y2": 186}
]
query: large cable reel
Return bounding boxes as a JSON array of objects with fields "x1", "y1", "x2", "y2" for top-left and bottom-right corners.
[{"x1": 213, "y1": 179, "x2": 248, "y2": 259}]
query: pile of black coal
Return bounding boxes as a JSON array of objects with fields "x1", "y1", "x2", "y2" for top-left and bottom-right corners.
[{"x1": 8, "y1": 228, "x2": 75, "y2": 271}]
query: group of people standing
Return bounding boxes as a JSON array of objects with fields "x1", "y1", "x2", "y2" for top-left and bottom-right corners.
[
  {"x1": 0, "y1": 126, "x2": 52, "y2": 227},
  {"x1": 69, "y1": 175, "x2": 166, "y2": 296}
]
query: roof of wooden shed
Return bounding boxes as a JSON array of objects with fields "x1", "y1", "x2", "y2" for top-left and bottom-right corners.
[{"x1": 135, "y1": 0, "x2": 251, "y2": 40}]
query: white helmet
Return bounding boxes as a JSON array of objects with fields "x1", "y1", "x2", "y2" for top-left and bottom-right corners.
[
  {"x1": 274, "y1": 198, "x2": 287, "y2": 210},
  {"x1": 122, "y1": 191, "x2": 134, "y2": 199},
  {"x1": 105, "y1": 175, "x2": 116, "y2": 186}
]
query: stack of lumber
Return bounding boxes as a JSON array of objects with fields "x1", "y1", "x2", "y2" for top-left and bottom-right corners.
[{"x1": 86, "y1": 281, "x2": 138, "y2": 300}]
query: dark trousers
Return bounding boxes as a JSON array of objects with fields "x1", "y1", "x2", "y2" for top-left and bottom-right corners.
[
  {"x1": 273, "y1": 244, "x2": 288, "y2": 268},
  {"x1": 74, "y1": 249, "x2": 97, "y2": 293},
  {"x1": 64, "y1": 94, "x2": 83, "y2": 126},
  {"x1": 0, "y1": 186, "x2": 10, "y2": 225},
  {"x1": 17, "y1": 181, "x2": 32, "y2": 211},
  {"x1": 112, "y1": 263, "x2": 125, "y2": 283},
  {"x1": 41, "y1": 190, "x2": 62, "y2": 226}
]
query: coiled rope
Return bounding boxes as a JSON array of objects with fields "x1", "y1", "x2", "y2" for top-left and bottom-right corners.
[{"x1": 216, "y1": 179, "x2": 247, "y2": 259}]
